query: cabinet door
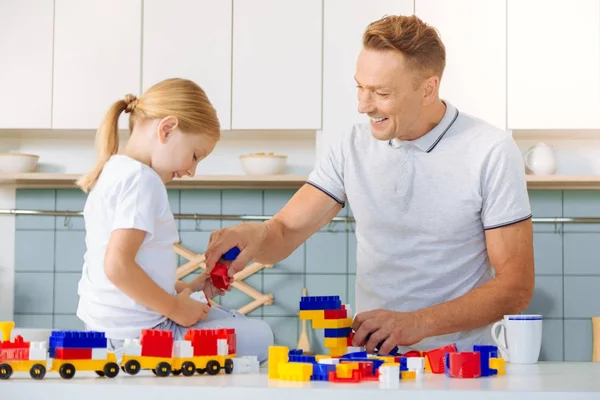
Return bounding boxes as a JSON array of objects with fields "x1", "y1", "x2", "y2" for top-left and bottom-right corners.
[
  {"x1": 52, "y1": 0, "x2": 142, "y2": 130},
  {"x1": 142, "y1": 0, "x2": 232, "y2": 130},
  {"x1": 232, "y1": 0, "x2": 322, "y2": 130},
  {"x1": 320, "y1": 0, "x2": 413, "y2": 158},
  {"x1": 416, "y1": 0, "x2": 507, "y2": 130},
  {"x1": 0, "y1": 0, "x2": 53, "y2": 129},
  {"x1": 508, "y1": 0, "x2": 600, "y2": 129}
]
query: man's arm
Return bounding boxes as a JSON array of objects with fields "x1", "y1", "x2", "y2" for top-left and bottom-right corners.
[
  {"x1": 416, "y1": 217, "x2": 535, "y2": 339},
  {"x1": 205, "y1": 184, "x2": 343, "y2": 272}
]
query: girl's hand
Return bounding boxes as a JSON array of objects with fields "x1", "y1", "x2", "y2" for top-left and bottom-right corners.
[{"x1": 189, "y1": 271, "x2": 227, "y2": 298}]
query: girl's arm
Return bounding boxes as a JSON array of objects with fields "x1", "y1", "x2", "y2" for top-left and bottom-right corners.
[
  {"x1": 175, "y1": 280, "x2": 190, "y2": 293},
  {"x1": 104, "y1": 228, "x2": 177, "y2": 317}
]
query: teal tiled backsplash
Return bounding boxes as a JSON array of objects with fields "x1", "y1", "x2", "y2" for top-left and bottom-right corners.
[{"x1": 11, "y1": 188, "x2": 600, "y2": 361}]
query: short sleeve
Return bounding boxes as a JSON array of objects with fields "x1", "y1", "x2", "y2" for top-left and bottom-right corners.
[
  {"x1": 111, "y1": 168, "x2": 162, "y2": 237},
  {"x1": 481, "y1": 136, "x2": 532, "y2": 229},
  {"x1": 306, "y1": 131, "x2": 347, "y2": 205}
]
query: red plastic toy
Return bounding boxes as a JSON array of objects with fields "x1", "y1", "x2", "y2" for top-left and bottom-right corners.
[{"x1": 210, "y1": 262, "x2": 232, "y2": 290}]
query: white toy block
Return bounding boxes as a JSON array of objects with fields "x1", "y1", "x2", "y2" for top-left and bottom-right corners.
[
  {"x1": 343, "y1": 304, "x2": 354, "y2": 318},
  {"x1": 92, "y1": 348, "x2": 107, "y2": 360},
  {"x1": 190, "y1": 291, "x2": 208, "y2": 304},
  {"x1": 347, "y1": 346, "x2": 364, "y2": 353},
  {"x1": 407, "y1": 357, "x2": 424, "y2": 372},
  {"x1": 217, "y1": 338, "x2": 228, "y2": 356},
  {"x1": 29, "y1": 341, "x2": 47, "y2": 361},
  {"x1": 122, "y1": 338, "x2": 142, "y2": 357},
  {"x1": 317, "y1": 358, "x2": 340, "y2": 365},
  {"x1": 378, "y1": 364, "x2": 400, "y2": 384},
  {"x1": 173, "y1": 340, "x2": 194, "y2": 358},
  {"x1": 231, "y1": 356, "x2": 259, "y2": 374}
]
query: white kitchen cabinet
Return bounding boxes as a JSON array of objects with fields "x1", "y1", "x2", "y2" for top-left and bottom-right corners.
[
  {"x1": 142, "y1": 0, "x2": 232, "y2": 130},
  {"x1": 416, "y1": 0, "x2": 507, "y2": 130},
  {"x1": 231, "y1": 0, "x2": 322, "y2": 130},
  {"x1": 320, "y1": 0, "x2": 413, "y2": 159},
  {"x1": 0, "y1": 0, "x2": 53, "y2": 129},
  {"x1": 508, "y1": 0, "x2": 600, "y2": 129},
  {"x1": 52, "y1": 0, "x2": 141, "y2": 130}
]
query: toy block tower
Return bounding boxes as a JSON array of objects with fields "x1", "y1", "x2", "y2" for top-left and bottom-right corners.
[{"x1": 299, "y1": 296, "x2": 353, "y2": 357}]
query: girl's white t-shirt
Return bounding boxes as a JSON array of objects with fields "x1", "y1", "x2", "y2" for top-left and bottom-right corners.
[{"x1": 76, "y1": 155, "x2": 179, "y2": 340}]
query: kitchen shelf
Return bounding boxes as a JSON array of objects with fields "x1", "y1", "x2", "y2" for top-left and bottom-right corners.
[
  {"x1": 0, "y1": 173, "x2": 308, "y2": 189},
  {"x1": 1, "y1": 173, "x2": 600, "y2": 190}
]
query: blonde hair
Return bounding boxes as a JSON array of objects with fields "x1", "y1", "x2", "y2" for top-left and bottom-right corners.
[
  {"x1": 363, "y1": 15, "x2": 446, "y2": 85},
  {"x1": 77, "y1": 78, "x2": 220, "y2": 192}
]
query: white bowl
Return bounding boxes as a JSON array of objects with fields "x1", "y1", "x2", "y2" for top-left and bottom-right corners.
[
  {"x1": 240, "y1": 152, "x2": 287, "y2": 175},
  {"x1": 0, "y1": 153, "x2": 39, "y2": 173}
]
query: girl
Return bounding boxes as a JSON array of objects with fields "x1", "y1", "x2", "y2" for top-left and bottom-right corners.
[{"x1": 74, "y1": 78, "x2": 273, "y2": 363}]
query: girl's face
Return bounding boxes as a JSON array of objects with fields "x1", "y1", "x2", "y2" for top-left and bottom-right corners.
[{"x1": 150, "y1": 117, "x2": 217, "y2": 183}]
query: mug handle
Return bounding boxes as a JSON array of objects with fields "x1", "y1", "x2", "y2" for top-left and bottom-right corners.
[
  {"x1": 491, "y1": 320, "x2": 509, "y2": 357},
  {"x1": 524, "y1": 149, "x2": 534, "y2": 172}
]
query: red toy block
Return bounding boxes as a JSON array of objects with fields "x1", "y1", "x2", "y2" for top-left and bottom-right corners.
[
  {"x1": 402, "y1": 350, "x2": 422, "y2": 357},
  {"x1": 447, "y1": 352, "x2": 481, "y2": 378},
  {"x1": 357, "y1": 361, "x2": 377, "y2": 381},
  {"x1": 347, "y1": 331, "x2": 355, "y2": 346},
  {"x1": 0, "y1": 335, "x2": 29, "y2": 349},
  {"x1": 210, "y1": 263, "x2": 232, "y2": 290},
  {"x1": 423, "y1": 344, "x2": 457, "y2": 374},
  {"x1": 324, "y1": 309, "x2": 348, "y2": 319},
  {"x1": 185, "y1": 329, "x2": 235, "y2": 356},
  {"x1": 55, "y1": 348, "x2": 93, "y2": 360},
  {"x1": 329, "y1": 369, "x2": 362, "y2": 383},
  {"x1": 140, "y1": 329, "x2": 174, "y2": 358},
  {"x1": 0, "y1": 348, "x2": 29, "y2": 361}
]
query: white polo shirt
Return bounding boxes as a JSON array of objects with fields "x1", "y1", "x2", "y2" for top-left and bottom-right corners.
[{"x1": 307, "y1": 101, "x2": 531, "y2": 352}]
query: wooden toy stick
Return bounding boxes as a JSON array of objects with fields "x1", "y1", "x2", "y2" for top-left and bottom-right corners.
[
  {"x1": 593, "y1": 316, "x2": 600, "y2": 362},
  {"x1": 296, "y1": 288, "x2": 311, "y2": 353}
]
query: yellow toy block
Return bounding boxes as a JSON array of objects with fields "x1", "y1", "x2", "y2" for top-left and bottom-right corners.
[
  {"x1": 489, "y1": 357, "x2": 506, "y2": 375},
  {"x1": 0, "y1": 321, "x2": 14, "y2": 341},
  {"x1": 299, "y1": 310, "x2": 325, "y2": 320},
  {"x1": 336, "y1": 362, "x2": 358, "y2": 378},
  {"x1": 311, "y1": 318, "x2": 352, "y2": 329},
  {"x1": 329, "y1": 346, "x2": 348, "y2": 357},
  {"x1": 268, "y1": 346, "x2": 289, "y2": 379},
  {"x1": 315, "y1": 354, "x2": 331, "y2": 362},
  {"x1": 371, "y1": 355, "x2": 396, "y2": 364},
  {"x1": 278, "y1": 362, "x2": 312, "y2": 381},
  {"x1": 401, "y1": 370, "x2": 416, "y2": 379},
  {"x1": 425, "y1": 355, "x2": 431, "y2": 372},
  {"x1": 324, "y1": 337, "x2": 348, "y2": 348}
]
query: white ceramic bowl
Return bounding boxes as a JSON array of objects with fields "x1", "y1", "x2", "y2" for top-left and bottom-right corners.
[
  {"x1": 0, "y1": 153, "x2": 39, "y2": 173},
  {"x1": 240, "y1": 152, "x2": 287, "y2": 175}
]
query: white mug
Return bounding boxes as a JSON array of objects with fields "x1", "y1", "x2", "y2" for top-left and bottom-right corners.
[{"x1": 491, "y1": 314, "x2": 542, "y2": 364}]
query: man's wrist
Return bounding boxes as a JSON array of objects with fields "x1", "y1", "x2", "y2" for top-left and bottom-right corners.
[{"x1": 412, "y1": 309, "x2": 435, "y2": 340}]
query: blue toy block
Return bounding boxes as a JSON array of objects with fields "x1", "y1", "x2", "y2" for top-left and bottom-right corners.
[
  {"x1": 341, "y1": 351, "x2": 368, "y2": 359},
  {"x1": 398, "y1": 356, "x2": 408, "y2": 371},
  {"x1": 324, "y1": 327, "x2": 352, "y2": 338},
  {"x1": 289, "y1": 355, "x2": 317, "y2": 364},
  {"x1": 474, "y1": 345, "x2": 499, "y2": 377},
  {"x1": 222, "y1": 247, "x2": 240, "y2": 261},
  {"x1": 288, "y1": 349, "x2": 304, "y2": 356},
  {"x1": 311, "y1": 363, "x2": 336, "y2": 381},
  {"x1": 299, "y1": 295, "x2": 342, "y2": 310},
  {"x1": 49, "y1": 330, "x2": 107, "y2": 358}
]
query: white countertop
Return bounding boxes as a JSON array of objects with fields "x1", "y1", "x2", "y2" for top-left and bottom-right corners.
[{"x1": 2, "y1": 362, "x2": 600, "y2": 400}]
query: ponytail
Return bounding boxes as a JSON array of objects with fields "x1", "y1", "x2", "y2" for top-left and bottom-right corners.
[{"x1": 76, "y1": 94, "x2": 138, "y2": 193}]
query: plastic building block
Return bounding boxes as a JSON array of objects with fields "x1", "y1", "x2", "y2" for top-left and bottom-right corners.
[
  {"x1": 222, "y1": 247, "x2": 241, "y2": 261},
  {"x1": 423, "y1": 343, "x2": 457, "y2": 374},
  {"x1": 406, "y1": 356, "x2": 425, "y2": 372},
  {"x1": 341, "y1": 357, "x2": 385, "y2": 374},
  {"x1": 0, "y1": 321, "x2": 14, "y2": 342},
  {"x1": 341, "y1": 351, "x2": 368, "y2": 359},
  {"x1": 324, "y1": 309, "x2": 348, "y2": 319},
  {"x1": 299, "y1": 310, "x2": 325, "y2": 320},
  {"x1": 184, "y1": 328, "x2": 236, "y2": 357},
  {"x1": 324, "y1": 327, "x2": 352, "y2": 338},
  {"x1": 324, "y1": 337, "x2": 348, "y2": 348},
  {"x1": 329, "y1": 346, "x2": 348, "y2": 357},
  {"x1": 299, "y1": 296, "x2": 342, "y2": 311},
  {"x1": 210, "y1": 262, "x2": 232, "y2": 290},
  {"x1": 311, "y1": 318, "x2": 352, "y2": 329},
  {"x1": 55, "y1": 348, "x2": 92, "y2": 360},
  {"x1": 445, "y1": 352, "x2": 481, "y2": 378},
  {"x1": 312, "y1": 363, "x2": 336, "y2": 381},
  {"x1": 402, "y1": 350, "x2": 422, "y2": 357},
  {"x1": 268, "y1": 346, "x2": 289, "y2": 379},
  {"x1": 401, "y1": 370, "x2": 416, "y2": 379},
  {"x1": 489, "y1": 357, "x2": 506, "y2": 375},
  {"x1": 378, "y1": 363, "x2": 400, "y2": 384},
  {"x1": 231, "y1": 356, "x2": 259, "y2": 374},
  {"x1": 474, "y1": 345, "x2": 499, "y2": 377},
  {"x1": 139, "y1": 329, "x2": 174, "y2": 358},
  {"x1": 278, "y1": 362, "x2": 313, "y2": 381},
  {"x1": 329, "y1": 368, "x2": 362, "y2": 383}
]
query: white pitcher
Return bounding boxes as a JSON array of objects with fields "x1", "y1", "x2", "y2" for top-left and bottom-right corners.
[{"x1": 524, "y1": 143, "x2": 557, "y2": 175}]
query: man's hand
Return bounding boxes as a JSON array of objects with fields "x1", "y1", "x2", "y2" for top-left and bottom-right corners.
[
  {"x1": 205, "y1": 222, "x2": 269, "y2": 277},
  {"x1": 351, "y1": 309, "x2": 428, "y2": 355}
]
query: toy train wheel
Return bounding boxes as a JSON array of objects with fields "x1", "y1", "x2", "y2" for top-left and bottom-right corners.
[
  {"x1": 0, "y1": 363, "x2": 13, "y2": 380},
  {"x1": 59, "y1": 363, "x2": 76, "y2": 379},
  {"x1": 124, "y1": 360, "x2": 140, "y2": 375},
  {"x1": 95, "y1": 371, "x2": 105, "y2": 377},
  {"x1": 103, "y1": 362, "x2": 119, "y2": 378},
  {"x1": 206, "y1": 360, "x2": 220, "y2": 375},
  {"x1": 197, "y1": 368, "x2": 206, "y2": 374},
  {"x1": 29, "y1": 363, "x2": 46, "y2": 380},
  {"x1": 181, "y1": 361, "x2": 195, "y2": 377},
  {"x1": 153, "y1": 362, "x2": 171, "y2": 377},
  {"x1": 172, "y1": 369, "x2": 182, "y2": 376},
  {"x1": 224, "y1": 359, "x2": 233, "y2": 374}
]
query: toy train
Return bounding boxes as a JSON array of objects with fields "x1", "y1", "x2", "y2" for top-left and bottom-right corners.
[{"x1": 0, "y1": 321, "x2": 236, "y2": 380}]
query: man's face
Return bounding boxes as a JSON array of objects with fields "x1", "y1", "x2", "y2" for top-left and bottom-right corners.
[{"x1": 355, "y1": 48, "x2": 425, "y2": 141}]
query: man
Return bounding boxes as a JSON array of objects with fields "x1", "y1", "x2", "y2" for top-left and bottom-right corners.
[{"x1": 205, "y1": 14, "x2": 534, "y2": 355}]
